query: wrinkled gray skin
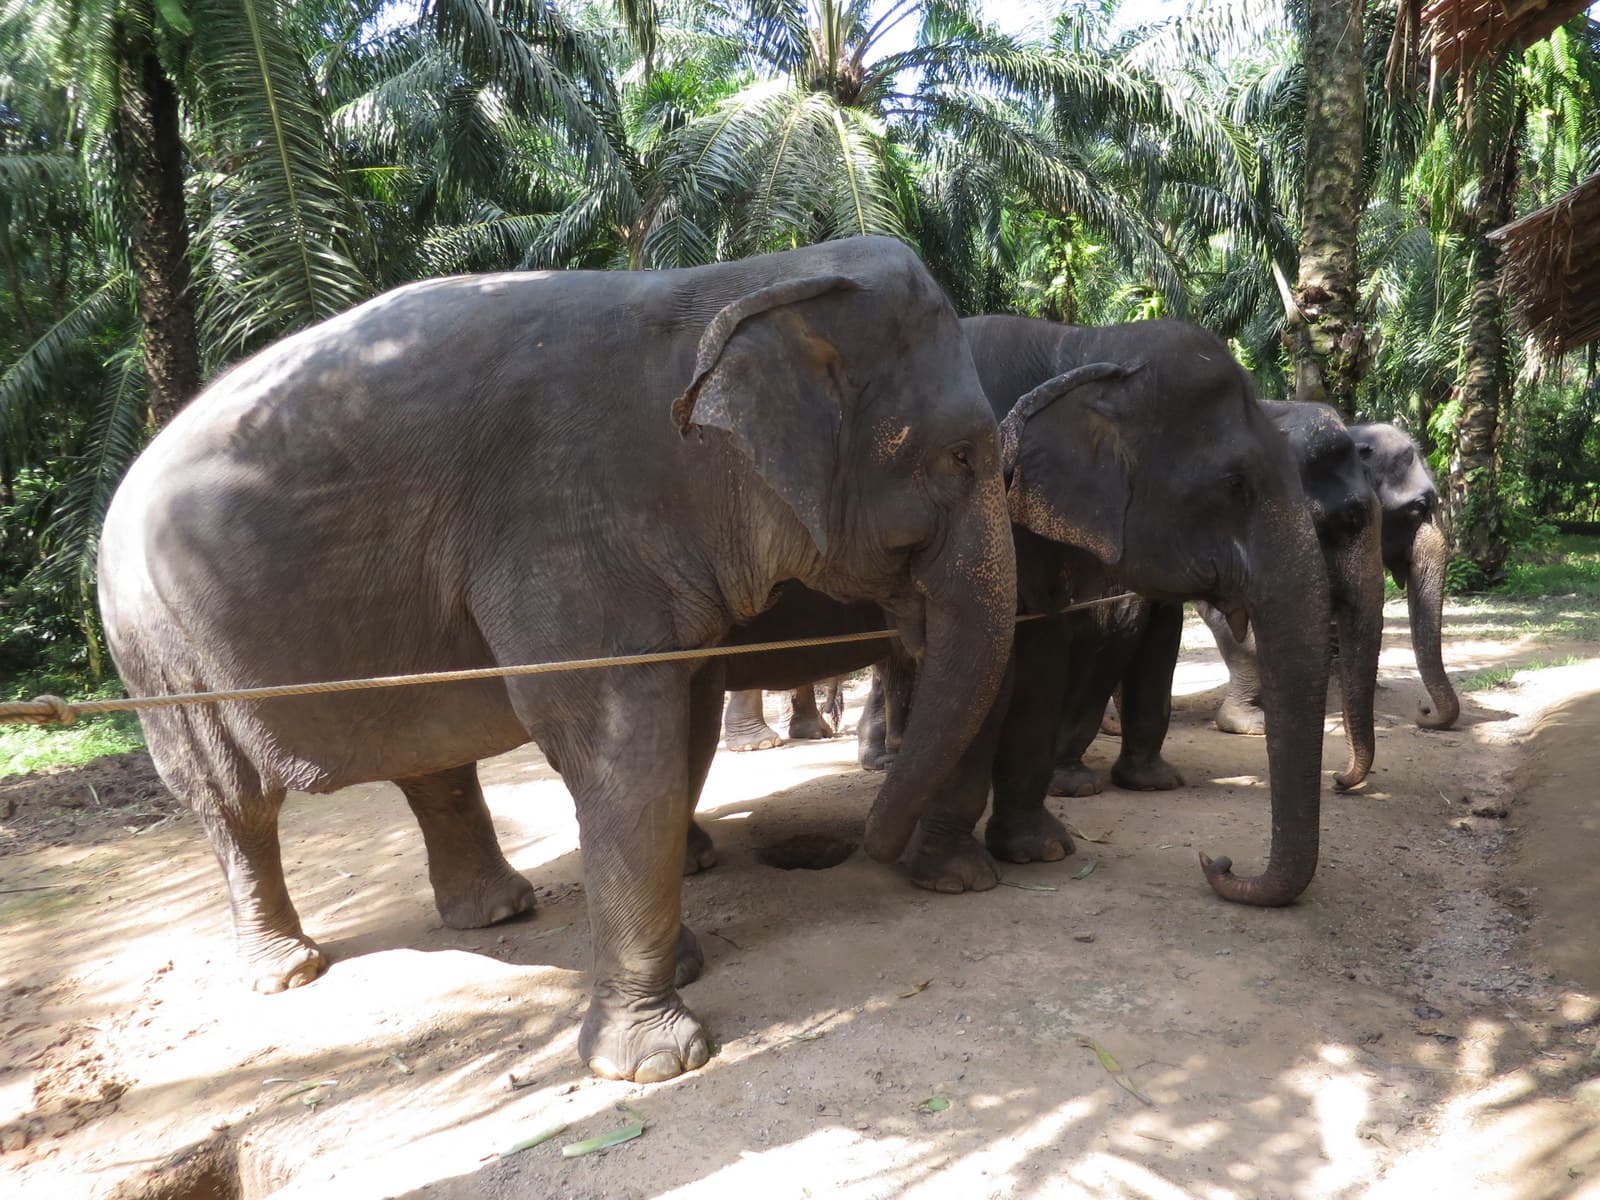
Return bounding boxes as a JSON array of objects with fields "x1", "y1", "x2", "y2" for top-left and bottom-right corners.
[
  {"x1": 722, "y1": 681, "x2": 843, "y2": 751},
  {"x1": 923, "y1": 316, "x2": 1333, "y2": 907},
  {"x1": 1200, "y1": 401, "x2": 1384, "y2": 790},
  {"x1": 1349, "y1": 422, "x2": 1459, "y2": 729},
  {"x1": 97, "y1": 237, "x2": 1016, "y2": 1085},
  {"x1": 698, "y1": 316, "x2": 1335, "y2": 905}
]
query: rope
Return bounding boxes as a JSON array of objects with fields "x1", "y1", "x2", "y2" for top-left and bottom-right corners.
[{"x1": 0, "y1": 592, "x2": 1141, "y2": 727}]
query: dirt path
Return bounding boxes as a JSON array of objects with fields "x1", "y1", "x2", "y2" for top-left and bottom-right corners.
[{"x1": 2, "y1": 600, "x2": 1597, "y2": 1200}]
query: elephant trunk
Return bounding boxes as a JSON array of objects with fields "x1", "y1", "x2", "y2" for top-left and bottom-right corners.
[
  {"x1": 1202, "y1": 504, "x2": 1333, "y2": 906},
  {"x1": 864, "y1": 477, "x2": 1016, "y2": 864},
  {"x1": 1408, "y1": 519, "x2": 1459, "y2": 729},
  {"x1": 1331, "y1": 497, "x2": 1383, "y2": 790}
]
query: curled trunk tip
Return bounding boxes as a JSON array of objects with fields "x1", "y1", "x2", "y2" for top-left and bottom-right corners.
[{"x1": 1200, "y1": 852, "x2": 1314, "y2": 908}]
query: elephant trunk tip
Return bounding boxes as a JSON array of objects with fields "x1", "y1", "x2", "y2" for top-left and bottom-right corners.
[
  {"x1": 1333, "y1": 761, "x2": 1371, "y2": 791},
  {"x1": 1199, "y1": 851, "x2": 1311, "y2": 908},
  {"x1": 1416, "y1": 696, "x2": 1460, "y2": 730},
  {"x1": 863, "y1": 807, "x2": 913, "y2": 864}
]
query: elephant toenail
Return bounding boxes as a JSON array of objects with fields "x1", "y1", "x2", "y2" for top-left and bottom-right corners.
[
  {"x1": 634, "y1": 1051, "x2": 683, "y2": 1084},
  {"x1": 587, "y1": 1056, "x2": 628, "y2": 1080},
  {"x1": 684, "y1": 1035, "x2": 711, "y2": 1070}
]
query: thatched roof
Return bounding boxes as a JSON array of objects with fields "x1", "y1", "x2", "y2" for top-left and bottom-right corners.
[
  {"x1": 1422, "y1": 0, "x2": 1594, "y2": 75},
  {"x1": 1489, "y1": 173, "x2": 1600, "y2": 355}
]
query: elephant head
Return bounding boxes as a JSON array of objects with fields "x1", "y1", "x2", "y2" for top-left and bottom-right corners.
[
  {"x1": 1260, "y1": 401, "x2": 1384, "y2": 790},
  {"x1": 1350, "y1": 421, "x2": 1459, "y2": 729},
  {"x1": 965, "y1": 315, "x2": 1333, "y2": 907},
  {"x1": 673, "y1": 238, "x2": 1016, "y2": 864}
]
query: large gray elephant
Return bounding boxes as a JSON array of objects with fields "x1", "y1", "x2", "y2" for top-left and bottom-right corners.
[
  {"x1": 1350, "y1": 421, "x2": 1459, "y2": 729},
  {"x1": 1198, "y1": 401, "x2": 1385, "y2": 790},
  {"x1": 698, "y1": 315, "x2": 1336, "y2": 907},
  {"x1": 96, "y1": 237, "x2": 1017, "y2": 1084}
]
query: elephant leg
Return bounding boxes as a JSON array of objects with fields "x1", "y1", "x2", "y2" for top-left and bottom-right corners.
[
  {"x1": 905, "y1": 658, "x2": 1014, "y2": 893},
  {"x1": 1111, "y1": 601, "x2": 1185, "y2": 791},
  {"x1": 785, "y1": 683, "x2": 834, "y2": 740},
  {"x1": 989, "y1": 620, "x2": 1076, "y2": 864},
  {"x1": 189, "y1": 781, "x2": 327, "y2": 994},
  {"x1": 821, "y1": 677, "x2": 845, "y2": 729},
  {"x1": 683, "y1": 664, "x2": 722, "y2": 879},
  {"x1": 859, "y1": 656, "x2": 912, "y2": 770},
  {"x1": 723, "y1": 688, "x2": 781, "y2": 752},
  {"x1": 1049, "y1": 614, "x2": 1120, "y2": 798},
  {"x1": 396, "y1": 763, "x2": 536, "y2": 930},
  {"x1": 1199, "y1": 601, "x2": 1266, "y2": 735},
  {"x1": 541, "y1": 665, "x2": 710, "y2": 1084}
]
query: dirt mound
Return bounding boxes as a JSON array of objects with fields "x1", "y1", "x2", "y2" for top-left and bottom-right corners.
[{"x1": 0, "y1": 752, "x2": 177, "y2": 856}]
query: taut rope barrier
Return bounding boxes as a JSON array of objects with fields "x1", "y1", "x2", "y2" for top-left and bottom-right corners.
[{"x1": 0, "y1": 593, "x2": 1141, "y2": 727}]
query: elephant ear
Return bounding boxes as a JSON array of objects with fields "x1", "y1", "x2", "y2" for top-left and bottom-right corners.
[
  {"x1": 672, "y1": 275, "x2": 861, "y2": 553},
  {"x1": 1003, "y1": 362, "x2": 1142, "y2": 565}
]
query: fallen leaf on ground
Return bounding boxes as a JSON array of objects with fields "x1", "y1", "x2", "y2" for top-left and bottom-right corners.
[
  {"x1": 899, "y1": 979, "x2": 932, "y2": 998},
  {"x1": 998, "y1": 880, "x2": 1057, "y2": 892},
  {"x1": 1064, "y1": 824, "x2": 1114, "y2": 844},
  {"x1": 562, "y1": 1121, "x2": 644, "y2": 1158},
  {"x1": 499, "y1": 1124, "x2": 569, "y2": 1157},
  {"x1": 387, "y1": 1053, "x2": 412, "y2": 1075},
  {"x1": 921, "y1": 1096, "x2": 950, "y2": 1113},
  {"x1": 1072, "y1": 860, "x2": 1100, "y2": 880},
  {"x1": 1076, "y1": 1036, "x2": 1152, "y2": 1105}
]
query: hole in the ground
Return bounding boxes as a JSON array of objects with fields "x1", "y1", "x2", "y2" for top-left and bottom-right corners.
[{"x1": 757, "y1": 833, "x2": 856, "y2": 870}]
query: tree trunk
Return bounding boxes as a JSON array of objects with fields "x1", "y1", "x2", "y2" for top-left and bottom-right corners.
[
  {"x1": 1446, "y1": 94, "x2": 1521, "y2": 584},
  {"x1": 112, "y1": 4, "x2": 200, "y2": 428},
  {"x1": 1285, "y1": 0, "x2": 1367, "y2": 418}
]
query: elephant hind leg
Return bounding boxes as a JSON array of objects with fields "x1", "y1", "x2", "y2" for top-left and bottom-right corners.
[
  {"x1": 1111, "y1": 600, "x2": 1185, "y2": 792},
  {"x1": 723, "y1": 688, "x2": 782, "y2": 751},
  {"x1": 395, "y1": 763, "x2": 535, "y2": 930},
  {"x1": 187, "y1": 779, "x2": 327, "y2": 994}
]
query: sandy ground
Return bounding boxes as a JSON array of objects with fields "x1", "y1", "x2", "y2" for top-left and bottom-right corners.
[{"x1": 1, "y1": 599, "x2": 1598, "y2": 1200}]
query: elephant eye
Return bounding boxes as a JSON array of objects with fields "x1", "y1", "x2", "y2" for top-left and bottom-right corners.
[
  {"x1": 1358, "y1": 443, "x2": 1374, "y2": 458},
  {"x1": 935, "y1": 442, "x2": 974, "y2": 477},
  {"x1": 1222, "y1": 472, "x2": 1253, "y2": 505}
]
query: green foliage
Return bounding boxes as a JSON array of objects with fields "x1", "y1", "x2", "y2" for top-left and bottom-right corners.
[
  {"x1": 1499, "y1": 535, "x2": 1600, "y2": 599},
  {"x1": 1, "y1": 0, "x2": 1598, "y2": 717},
  {"x1": 0, "y1": 648, "x2": 145, "y2": 777}
]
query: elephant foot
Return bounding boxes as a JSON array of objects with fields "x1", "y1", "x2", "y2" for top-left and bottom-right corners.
[
  {"x1": 1214, "y1": 696, "x2": 1266, "y2": 736},
  {"x1": 580, "y1": 990, "x2": 712, "y2": 1083},
  {"x1": 985, "y1": 806, "x2": 1075, "y2": 864},
  {"x1": 244, "y1": 933, "x2": 330, "y2": 994},
  {"x1": 674, "y1": 925, "x2": 705, "y2": 989},
  {"x1": 786, "y1": 712, "x2": 834, "y2": 740},
  {"x1": 435, "y1": 868, "x2": 537, "y2": 930},
  {"x1": 683, "y1": 820, "x2": 717, "y2": 876},
  {"x1": 906, "y1": 833, "x2": 1000, "y2": 894},
  {"x1": 859, "y1": 750, "x2": 895, "y2": 772},
  {"x1": 1100, "y1": 710, "x2": 1123, "y2": 737},
  {"x1": 1111, "y1": 756, "x2": 1185, "y2": 792},
  {"x1": 725, "y1": 721, "x2": 783, "y2": 752},
  {"x1": 1048, "y1": 763, "x2": 1106, "y2": 798}
]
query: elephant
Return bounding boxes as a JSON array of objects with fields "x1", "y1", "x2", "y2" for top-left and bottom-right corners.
[
  {"x1": 1197, "y1": 401, "x2": 1384, "y2": 791},
  {"x1": 1349, "y1": 422, "x2": 1459, "y2": 729},
  {"x1": 722, "y1": 680, "x2": 844, "y2": 752},
  {"x1": 691, "y1": 314, "x2": 1335, "y2": 907},
  {"x1": 96, "y1": 236, "x2": 1018, "y2": 1085}
]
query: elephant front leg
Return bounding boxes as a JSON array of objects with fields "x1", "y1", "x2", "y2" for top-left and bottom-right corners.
[
  {"x1": 555, "y1": 666, "x2": 712, "y2": 1084},
  {"x1": 683, "y1": 664, "x2": 723, "y2": 877},
  {"x1": 987, "y1": 623, "x2": 1076, "y2": 865},
  {"x1": 1199, "y1": 601, "x2": 1266, "y2": 735},
  {"x1": 784, "y1": 684, "x2": 834, "y2": 740},
  {"x1": 396, "y1": 763, "x2": 536, "y2": 929},
  {"x1": 723, "y1": 688, "x2": 782, "y2": 751},
  {"x1": 1111, "y1": 601, "x2": 1185, "y2": 792},
  {"x1": 192, "y1": 786, "x2": 328, "y2": 994}
]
